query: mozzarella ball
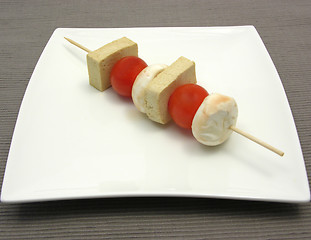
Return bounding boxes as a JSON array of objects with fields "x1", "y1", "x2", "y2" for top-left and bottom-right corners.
[
  {"x1": 132, "y1": 64, "x2": 167, "y2": 113},
  {"x1": 191, "y1": 93, "x2": 238, "y2": 146}
]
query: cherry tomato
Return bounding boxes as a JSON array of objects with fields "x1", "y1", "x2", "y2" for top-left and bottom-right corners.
[
  {"x1": 110, "y1": 56, "x2": 147, "y2": 97},
  {"x1": 168, "y1": 84, "x2": 209, "y2": 129}
]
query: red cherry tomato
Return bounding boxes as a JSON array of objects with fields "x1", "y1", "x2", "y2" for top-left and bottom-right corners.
[
  {"x1": 168, "y1": 84, "x2": 209, "y2": 129},
  {"x1": 110, "y1": 56, "x2": 147, "y2": 97}
]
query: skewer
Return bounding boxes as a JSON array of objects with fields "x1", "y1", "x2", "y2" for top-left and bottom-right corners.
[
  {"x1": 64, "y1": 37, "x2": 91, "y2": 53},
  {"x1": 230, "y1": 126, "x2": 284, "y2": 156},
  {"x1": 64, "y1": 37, "x2": 284, "y2": 157}
]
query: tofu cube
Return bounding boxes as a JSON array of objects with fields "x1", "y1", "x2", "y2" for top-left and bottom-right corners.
[
  {"x1": 145, "y1": 56, "x2": 197, "y2": 124},
  {"x1": 86, "y1": 37, "x2": 138, "y2": 91}
]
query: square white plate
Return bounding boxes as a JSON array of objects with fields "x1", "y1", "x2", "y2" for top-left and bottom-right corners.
[{"x1": 1, "y1": 26, "x2": 310, "y2": 203}]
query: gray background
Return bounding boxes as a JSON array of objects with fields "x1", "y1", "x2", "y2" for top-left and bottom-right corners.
[{"x1": 1, "y1": 0, "x2": 310, "y2": 239}]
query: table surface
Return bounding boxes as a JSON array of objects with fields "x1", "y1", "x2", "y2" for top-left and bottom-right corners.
[{"x1": 0, "y1": 0, "x2": 310, "y2": 239}]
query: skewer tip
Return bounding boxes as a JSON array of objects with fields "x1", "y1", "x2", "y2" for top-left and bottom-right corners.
[
  {"x1": 64, "y1": 37, "x2": 91, "y2": 53},
  {"x1": 230, "y1": 126, "x2": 284, "y2": 157}
]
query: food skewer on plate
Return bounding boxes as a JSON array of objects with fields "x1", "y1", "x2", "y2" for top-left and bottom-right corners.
[{"x1": 64, "y1": 37, "x2": 284, "y2": 157}]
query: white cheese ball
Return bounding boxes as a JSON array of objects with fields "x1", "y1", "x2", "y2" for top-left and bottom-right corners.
[
  {"x1": 191, "y1": 93, "x2": 238, "y2": 146},
  {"x1": 132, "y1": 64, "x2": 168, "y2": 113}
]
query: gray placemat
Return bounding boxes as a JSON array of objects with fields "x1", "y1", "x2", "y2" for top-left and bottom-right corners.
[{"x1": 1, "y1": 0, "x2": 310, "y2": 239}]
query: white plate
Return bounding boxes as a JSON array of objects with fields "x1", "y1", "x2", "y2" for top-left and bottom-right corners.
[{"x1": 1, "y1": 26, "x2": 310, "y2": 203}]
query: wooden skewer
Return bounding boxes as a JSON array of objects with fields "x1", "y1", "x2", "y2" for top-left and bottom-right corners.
[
  {"x1": 230, "y1": 126, "x2": 284, "y2": 156},
  {"x1": 64, "y1": 37, "x2": 91, "y2": 53},
  {"x1": 64, "y1": 37, "x2": 284, "y2": 157}
]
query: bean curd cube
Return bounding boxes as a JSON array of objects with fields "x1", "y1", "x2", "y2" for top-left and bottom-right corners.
[
  {"x1": 145, "y1": 56, "x2": 197, "y2": 124},
  {"x1": 86, "y1": 37, "x2": 138, "y2": 91}
]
